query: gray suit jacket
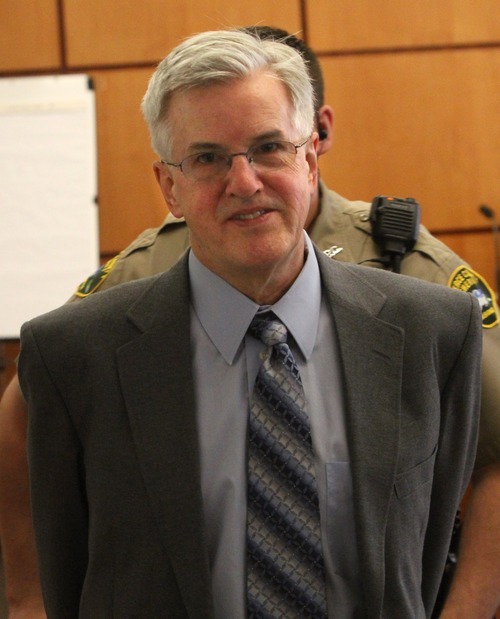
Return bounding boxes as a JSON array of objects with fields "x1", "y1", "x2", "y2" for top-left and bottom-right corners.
[{"x1": 19, "y1": 248, "x2": 482, "y2": 618}]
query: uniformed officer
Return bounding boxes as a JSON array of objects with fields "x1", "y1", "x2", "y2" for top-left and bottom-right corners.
[{"x1": 0, "y1": 27, "x2": 498, "y2": 619}]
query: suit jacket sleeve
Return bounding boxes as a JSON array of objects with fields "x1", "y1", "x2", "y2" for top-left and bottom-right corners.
[
  {"x1": 19, "y1": 322, "x2": 88, "y2": 618},
  {"x1": 421, "y1": 291, "x2": 483, "y2": 607}
]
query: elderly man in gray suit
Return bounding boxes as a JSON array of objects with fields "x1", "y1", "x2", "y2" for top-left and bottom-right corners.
[{"x1": 18, "y1": 29, "x2": 481, "y2": 619}]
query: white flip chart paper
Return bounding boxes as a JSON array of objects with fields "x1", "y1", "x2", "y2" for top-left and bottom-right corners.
[{"x1": 0, "y1": 74, "x2": 99, "y2": 338}]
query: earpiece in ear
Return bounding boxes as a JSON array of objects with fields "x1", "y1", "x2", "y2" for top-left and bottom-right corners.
[{"x1": 318, "y1": 128, "x2": 328, "y2": 141}]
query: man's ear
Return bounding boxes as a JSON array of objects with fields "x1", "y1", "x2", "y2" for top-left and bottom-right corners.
[
  {"x1": 306, "y1": 132, "x2": 319, "y2": 189},
  {"x1": 153, "y1": 161, "x2": 183, "y2": 218},
  {"x1": 316, "y1": 105, "x2": 334, "y2": 156}
]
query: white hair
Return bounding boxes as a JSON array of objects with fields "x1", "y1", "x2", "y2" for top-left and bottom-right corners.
[{"x1": 141, "y1": 29, "x2": 315, "y2": 158}]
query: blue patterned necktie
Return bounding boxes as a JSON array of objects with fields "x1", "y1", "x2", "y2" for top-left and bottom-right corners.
[{"x1": 246, "y1": 312, "x2": 328, "y2": 618}]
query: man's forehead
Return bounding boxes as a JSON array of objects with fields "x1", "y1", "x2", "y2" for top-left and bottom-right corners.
[
  {"x1": 167, "y1": 76, "x2": 296, "y2": 152},
  {"x1": 169, "y1": 71, "x2": 289, "y2": 107}
]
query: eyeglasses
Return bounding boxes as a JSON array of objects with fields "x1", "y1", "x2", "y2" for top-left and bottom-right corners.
[{"x1": 161, "y1": 136, "x2": 311, "y2": 182}]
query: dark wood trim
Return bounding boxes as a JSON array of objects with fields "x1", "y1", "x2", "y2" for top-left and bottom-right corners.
[{"x1": 56, "y1": 0, "x2": 68, "y2": 71}]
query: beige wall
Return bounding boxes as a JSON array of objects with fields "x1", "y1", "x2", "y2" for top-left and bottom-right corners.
[{"x1": 1, "y1": 0, "x2": 499, "y2": 383}]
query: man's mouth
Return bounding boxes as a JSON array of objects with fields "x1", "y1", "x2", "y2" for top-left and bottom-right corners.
[{"x1": 232, "y1": 210, "x2": 268, "y2": 221}]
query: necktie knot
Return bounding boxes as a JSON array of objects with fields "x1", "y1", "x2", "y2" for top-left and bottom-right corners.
[{"x1": 249, "y1": 313, "x2": 287, "y2": 348}]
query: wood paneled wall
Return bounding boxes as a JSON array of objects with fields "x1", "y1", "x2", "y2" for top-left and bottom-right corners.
[{"x1": 1, "y1": 0, "x2": 499, "y2": 386}]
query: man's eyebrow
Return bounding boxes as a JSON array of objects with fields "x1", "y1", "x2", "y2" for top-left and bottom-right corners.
[
  {"x1": 186, "y1": 142, "x2": 224, "y2": 153},
  {"x1": 186, "y1": 131, "x2": 287, "y2": 154},
  {"x1": 253, "y1": 130, "x2": 286, "y2": 143}
]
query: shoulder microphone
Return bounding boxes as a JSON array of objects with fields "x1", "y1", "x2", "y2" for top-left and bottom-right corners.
[{"x1": 369, "y1": 195, "x2": 420, "y2": 273}]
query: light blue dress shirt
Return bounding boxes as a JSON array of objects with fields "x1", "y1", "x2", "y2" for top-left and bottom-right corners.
[{"x1": 189, "y1": 233, "x2": 361, "y2": 618}]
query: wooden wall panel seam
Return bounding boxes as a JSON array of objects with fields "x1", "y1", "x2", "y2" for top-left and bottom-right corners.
[
  {"x1": 56, "y1": 0, "x2": 68, "y2": 70},
  {"x1": 3, "y1": 46, "x2": 498, "y2": 77},
  {"x1": 315, "y1": 41, "x2": 500, "y2": 59}
]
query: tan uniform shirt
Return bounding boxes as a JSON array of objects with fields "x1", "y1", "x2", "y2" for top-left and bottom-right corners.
[{"x1": 73, "y1": 182, "x2": 500, "y2": 468}]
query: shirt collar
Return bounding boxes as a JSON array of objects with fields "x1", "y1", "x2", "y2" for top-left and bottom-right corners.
[{"x1": 189, "y1": 232, "x2": 321, "y2": 363}]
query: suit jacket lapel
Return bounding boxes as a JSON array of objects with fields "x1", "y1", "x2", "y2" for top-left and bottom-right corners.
[
  {"x1": 117, "y1": 255, "x2": 214, "y2": 618},
  {"x1": 317, "y1": 250, "x2": 404, "y2": 614}
]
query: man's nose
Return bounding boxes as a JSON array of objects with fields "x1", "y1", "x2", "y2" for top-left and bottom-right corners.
[{"x1": 224, "y1": 153, "x2": 263, "y2": 197}]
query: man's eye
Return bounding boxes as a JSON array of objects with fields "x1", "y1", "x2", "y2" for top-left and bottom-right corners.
[
  {"x1": 194, "y1": 152, "x2": 219, "y2": 165},
  {"x1": 254, "y1": 142, "x2": 282, "y2": 155}
]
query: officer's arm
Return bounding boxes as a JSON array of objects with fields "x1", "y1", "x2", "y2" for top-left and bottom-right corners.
[
  {"x1": 0, "y1": 375, "x2": 46, "y2": 619},
  {"x1": 440, "y1": 324, "x2": 500, "y2": 618},
  {"x1": 439, "y1": 462, "x2": 500, "y2": 618}
]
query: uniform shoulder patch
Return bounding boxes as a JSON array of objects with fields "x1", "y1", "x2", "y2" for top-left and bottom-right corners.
[
  {"x1": 448, "y1": 265, "x2": 499, "y2": 328},
  {"x1": 74, "y1": 255, "x2": 119, "y2": 298}
]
